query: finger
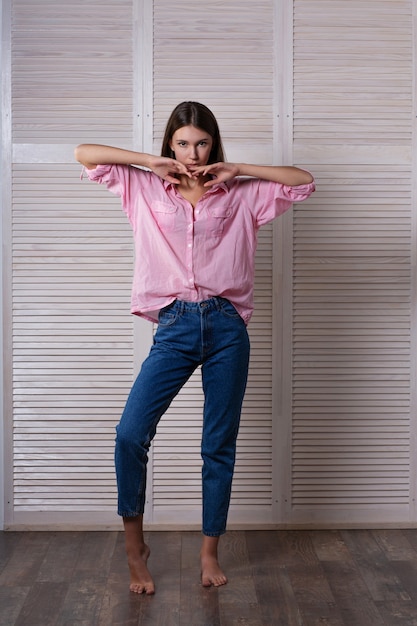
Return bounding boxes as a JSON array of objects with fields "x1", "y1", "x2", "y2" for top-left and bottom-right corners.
[
  {"x1": 175, "y1": 164, "x2": 192, "y2": 178},
  {"x1": 174, "y1": 160, "x2": 188, "y2": 170},
  {"x1": 202, "y1": 164, "x2": 218, "y2": 175},
  {"x1": 188, "y1": 165, "x2": 205, "y2": 175}
]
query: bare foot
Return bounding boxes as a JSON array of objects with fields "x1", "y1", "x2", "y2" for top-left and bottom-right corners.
[
  {"x1": 128, "y1": 543, "x2": 155, "y2": 595},
  {"x1": 201, "y1": 554, "x2": 228, "y2": 587},
  {"x1": 123, "y1": 516, "x2": 155, "y2": 595},
  {"x1": 200, "y1": 535, "x2": 227, "y2": 587}
]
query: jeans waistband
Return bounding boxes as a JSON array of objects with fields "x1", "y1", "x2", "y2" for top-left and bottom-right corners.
[{"x1": 173, "y1": 296, "x2": 226, "y2": 314}]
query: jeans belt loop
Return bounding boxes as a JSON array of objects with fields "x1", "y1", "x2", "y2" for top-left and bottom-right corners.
[{"x1": 213, "y1": 296, "x2": 222, "y2": 312}]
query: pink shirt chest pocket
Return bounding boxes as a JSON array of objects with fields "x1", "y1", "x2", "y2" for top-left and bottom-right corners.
[
  {"x1": 206, "y1": 205, "x2": 233, "y2": 237},
  {"x1": 151, "y1": 200, "x2": 179, "y2": 232}
]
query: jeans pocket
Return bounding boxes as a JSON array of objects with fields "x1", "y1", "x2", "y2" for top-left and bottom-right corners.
[
  {"x1": 218, "y1": 298, "x2": 241, "y2": 319},
  {"x1": 158, "y1": 302, "x2": 179, "y2": 327}
]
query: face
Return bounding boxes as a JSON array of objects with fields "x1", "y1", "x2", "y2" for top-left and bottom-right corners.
[{"x1": 169, "y1": 125, "x2": 213, "y2": 167}]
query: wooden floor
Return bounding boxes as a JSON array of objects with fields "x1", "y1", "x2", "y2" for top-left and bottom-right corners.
[{"x1": 2, "y1": 529, "x2": 417, "y2": 625}]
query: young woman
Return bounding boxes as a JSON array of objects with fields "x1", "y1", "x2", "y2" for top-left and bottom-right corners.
[{"x1": 75, "y1": 101, "x2": 315, "y2": 595}]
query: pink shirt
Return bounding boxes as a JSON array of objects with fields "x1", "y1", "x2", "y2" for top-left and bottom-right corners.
[{"x1": 85, "y1": 164, "x2": 315, "y2": 324}]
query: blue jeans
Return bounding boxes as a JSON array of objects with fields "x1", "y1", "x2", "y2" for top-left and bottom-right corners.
[{"x1": 115, "y1": 297, "x2": 250, "y2": 536}]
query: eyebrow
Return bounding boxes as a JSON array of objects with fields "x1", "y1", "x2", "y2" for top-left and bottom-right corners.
[{"x1": 174, "y1": 137, "x2": 210, "y2": 142}]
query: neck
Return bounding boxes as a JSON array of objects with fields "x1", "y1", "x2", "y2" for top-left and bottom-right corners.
[{"x1": 178, "y1": 174, "x2": 209, "y2": 190}]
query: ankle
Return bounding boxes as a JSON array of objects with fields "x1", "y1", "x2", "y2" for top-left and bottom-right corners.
[
  {"x1": 123, "y1": 515, "x2": 147, "y2": 553},
  {"x1": 200, "y1": 535, "x2": 220, "y2": 560}
]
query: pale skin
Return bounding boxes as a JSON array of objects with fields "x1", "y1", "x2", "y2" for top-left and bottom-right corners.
[{"x1": 75, "y1": 126, "x2": 313, "y2": 594}]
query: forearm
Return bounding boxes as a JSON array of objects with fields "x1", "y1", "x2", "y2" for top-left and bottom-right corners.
[
  {"x1": 236, "y1": 163, "x2": 314, "y2": 186},
  {"x1": 74, "y1": 144, "x2": 153, "y2": 170}
]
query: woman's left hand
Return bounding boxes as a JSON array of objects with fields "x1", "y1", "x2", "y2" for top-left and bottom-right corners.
[{"x1": 189, "y1": 162, "x2": 240, "y2": 187}]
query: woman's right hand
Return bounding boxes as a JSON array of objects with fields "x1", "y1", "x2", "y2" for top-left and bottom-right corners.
[
  {"x1": 74, "y1": 144, "x2": 192, "y2": 184},
  {"x1": 148, "y1": 156, "x2": 192, "y2": 184}
]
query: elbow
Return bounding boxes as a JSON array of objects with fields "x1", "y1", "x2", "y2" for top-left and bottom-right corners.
[
  {"x1": 74, "y1": 144, "x2": 85, "y2": 164},
  {"x1": 74, "y1": 144, "x2": 96, "y2": 170},
  {"x1": 301, "y1": 170, "x2": 314, "y2": 185},
  {"x1": 289, "y1": 167, "x2": 314, "y2": 186}
]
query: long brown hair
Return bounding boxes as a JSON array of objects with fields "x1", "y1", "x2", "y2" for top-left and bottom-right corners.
[{"x1": 161, "y1": 101, "x2": 225, "y2": 163}]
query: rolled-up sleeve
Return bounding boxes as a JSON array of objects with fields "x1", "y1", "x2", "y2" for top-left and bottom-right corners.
[
  {"x1": 254, "y1": 177, "x2": 316, "y2": 226},
  {"x1": 84, "y1": 164, "x2": 139, "y2": 220}
]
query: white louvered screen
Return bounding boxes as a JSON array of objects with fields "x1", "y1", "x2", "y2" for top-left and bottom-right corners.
[
  {"x1": 11, "y1": 165, "x2": 133, "y2": 519},
  {"x1": 290, "y1": 0, "x2": 414, "y2": 524},
  {"x1": 4, "y1": 0, "x2": 416, "y2": 530},
  {"x1": 150, "y1": 0, "x2": 276, "y2": 526},
  {"x1": 7, "y1": 0, "x2": 135, "y2": 526},
  {"x1": 11, "y1": 0, "x2": 133, "y2": 144}
]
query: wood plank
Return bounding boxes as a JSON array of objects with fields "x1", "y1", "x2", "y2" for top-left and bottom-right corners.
[
  {"x1": 309, "y1": 529, "x2": 354, "y2": 561},
  {"x1": 14, "y1": 582, "x2": 69, "y2": 626},
  {"x1": 375, "y1": 599, "x2": 417, "y2": 626},
  {"x1": 372, "y1": 529, "x2": 417, "y2": 561},
  {"x1": 0, "y1": 532, "x2": 24, "y2": 574},
  {"x1": 55, "y1": 580, "x2": 105, "y2": 626},
  {"x1": 0, "y1": 532, "x2": 51, "y2": 586},
  {"x1": 0, "y1": 586, "x2": 30, "y2": 626},
  {"x1": 399, "y1": 530, "x2": 417, "y2": 557},
  {"x1": 320, "y1": 559, "x2": 387, "y2": 625},
  {"x1": 180, "y1": 532, "x2": 220, "y2": 626},
  {"x1": 388, "y1": 560, "x2": 417, "y2": 604},
  {"x1": 218, "y1": 531, "x2": 260, "y2": 625},
  {"x1": 246, "y1": 531, "x2": 306, "y2": 626},
  {"x1": 340, "y1": 530, "x2": 409, "y2": 602},
  {"x1": 275, "y1": 532, "x2": 346, "y2": 626},
  {"x1": 36, "y1": 532, "x2": 85, "y2": 583},
  {"x1": 73, "y1": 532, "x2": 118, "y2": 582}
]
